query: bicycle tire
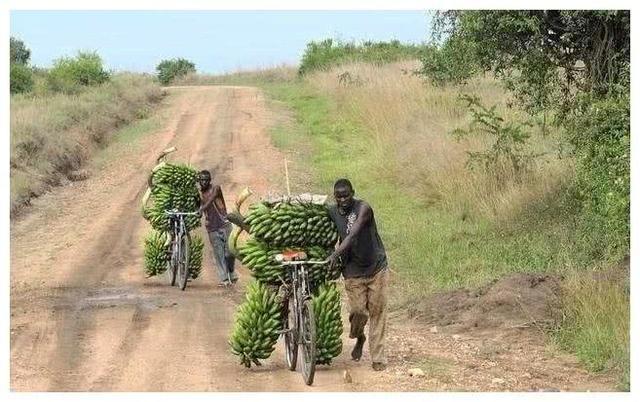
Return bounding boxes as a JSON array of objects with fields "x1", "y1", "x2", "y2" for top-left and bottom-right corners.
[
  {"x1": 179, "y1": 232, "x2": 191, "y2": 291},
  {"x1": 169, "y1": 235, "x2": 178, "y2": 287},
  {"x1": 300, "y1": 299, "x2": 317, "y2": 386},
  {"x1": 284, "y1": 297, "x2": 298, "y2": 371}
]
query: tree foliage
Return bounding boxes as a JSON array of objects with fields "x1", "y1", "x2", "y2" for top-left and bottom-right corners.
[
  {"x1": 10, "y1": 63, "x2": 34, "y2": 94},
  {"x1": 424, "y1": 11, "x2": 630, "y2": 115},
  {"x1": 10, "y1": 36, "x2": 31, "y2": 65},
  {"x1": 299, "y1": 39, "x2": 425, "y2": 75},
  {"x1": 156, "y1": 58, "x2": 196, "y2": 85},
  {"x1": 47, "y1": 51, "x2": 111, "y2": 93}
]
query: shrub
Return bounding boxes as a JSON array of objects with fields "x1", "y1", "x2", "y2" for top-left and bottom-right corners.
[
  {"x1": 452, "y1": 94, "x2": 541, "y2": 179},
  {"x1": 10, "y1": 37, "x2": 31, "y2": 65},
  {"x1": 10, "y1": 63, "x2": 34, "y2": 94},
  {"x1": 419, "y1": 39, "x2": 480, "y2": 85},
  {"x1": 298, "y1": 39, "x2": 424, "y2": 75},
  {"x1": 47, "y1": 51, "x2": 111, "y2": 93},
  {"x1": 156, "y1": 58, "x2": 196, "y2": 85},
  {"x1": 567, "y1": 92, "x2": 630, "y2": 261}
]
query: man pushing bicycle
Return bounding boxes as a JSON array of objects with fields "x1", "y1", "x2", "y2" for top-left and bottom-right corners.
[{"x1": 197, "y1": 170, "x2": 238, "y2": 287}]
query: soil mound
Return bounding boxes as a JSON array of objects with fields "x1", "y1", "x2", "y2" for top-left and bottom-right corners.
[{"x1": 409, "y1": 273, "x2": 563, "y2": 332}]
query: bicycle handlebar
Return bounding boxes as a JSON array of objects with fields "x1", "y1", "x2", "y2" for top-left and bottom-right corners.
[
  {"x1": 280, "y1": 260, "x2": 329, "y2": 266},
  {"x1": 164, "y1": 210, "x2": 201, "y2": 217}
]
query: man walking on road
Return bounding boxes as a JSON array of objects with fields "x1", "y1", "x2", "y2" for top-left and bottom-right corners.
[
  {"x1": 197, "y1": 170, "x2": 238, "y2": 287},
  {"x1": 327, "y1": 178, "x2": 389, "y2": 371}
]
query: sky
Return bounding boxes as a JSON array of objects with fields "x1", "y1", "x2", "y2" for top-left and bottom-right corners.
[{"x1": 10, "y1": 10, "x2": 431, "y2": 74}]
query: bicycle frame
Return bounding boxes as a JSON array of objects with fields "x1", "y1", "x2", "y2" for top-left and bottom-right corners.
[
  {"x1": 279, "y1": 258, "x2": 326, "y2": 385},
  {"x1": 281, "y1": 260, "x2": 325, "y2": 331},
  {"x1": 165, "y1": 209, "x2": 198, "y2": 289}
]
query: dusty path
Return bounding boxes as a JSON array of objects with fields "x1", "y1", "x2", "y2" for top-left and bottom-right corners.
[{"x1": 10, "y1": 86, "x2": 617, "y2": 392}]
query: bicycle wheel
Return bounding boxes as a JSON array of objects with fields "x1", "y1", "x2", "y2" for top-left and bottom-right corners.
[
  {"x1": 284, "y1": 297, "x2": 298, "y2": 371},
  {"x1": 300, "y1": 298, "x2": 317, "y2": 386},
  {"x1": 178, "y1": 232, "x2": 191, "y2": 291},
  {"x1": 168, "y1": 237, "x2": 177, "y2": 286}
]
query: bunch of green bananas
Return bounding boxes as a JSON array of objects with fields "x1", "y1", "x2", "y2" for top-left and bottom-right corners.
[
  {"x1": 143, "y1": 230, "x2": 168, "y2": 277},
  {"x1": 306, "y1": 245, "x2": 342, "y2": 285},
  {"x1": 143, "y1": 164, "x2": 201, "y2": 232},
  {"x1": 150, "y1": 162, "x2": 198, "y2": 189},
  {"x1": 237, "y1": 238, "x2": 285, "y2": 284},
  {"x1": 244, "y1": 201, "x2": 339, "y2": 248},
  {"x1": 312, "y1": 283, "x2": 343, "y2": 365},
  {"x1": 188, "y1": 235, "x2": 204, "y2": 279},
  {"x1": 142, "y1": 162, "x2": 203, "y2": 279},
  {"x1": 229, "y1": 281, "x2": 283, "y2": 368}
]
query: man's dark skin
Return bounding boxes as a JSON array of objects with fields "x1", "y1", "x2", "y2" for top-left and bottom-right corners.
[
  {"x1": 327, "y1": 184, "x2": 373, "y2": 363},
  {"x1": 197, "y1": 176, "x2": 225, "y2": 213}
]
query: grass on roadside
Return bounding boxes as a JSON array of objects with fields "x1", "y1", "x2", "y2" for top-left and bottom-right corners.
[
  {"x1": 10, "y1": 74, "x2": 164, "y2": 215},
  {"x1": 553, "y1": 269, "x2": 630, "y2": 390}
]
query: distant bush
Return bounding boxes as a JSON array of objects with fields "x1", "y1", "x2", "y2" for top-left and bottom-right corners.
[
  {"x1": 298, "y1": 39, "x2": 424, "y2": 75},
  {"x1": 156, "y1": 58, "x2": 196, "y2": 85},
  {"x1": 47, "y1": 51, "x2": 111, "y2": 93},
  {"x1": 10, "y1": 63, "x2": 34, "y2": 94}
]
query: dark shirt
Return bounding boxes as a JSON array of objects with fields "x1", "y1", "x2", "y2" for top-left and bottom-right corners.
[
  {"x1": 328, "y1": 199, "x2": 388, "y2": 278},
  {"x1": 200, "y1": 184, "x2": 228, "y2": 232}
]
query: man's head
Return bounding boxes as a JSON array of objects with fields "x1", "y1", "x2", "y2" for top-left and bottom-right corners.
[
  {"x1": 197, "y1": 170, "x2": 212, "y2": 190},
  {"x1": 334, "y1": 178, "x2": 355, "y2": 213}
]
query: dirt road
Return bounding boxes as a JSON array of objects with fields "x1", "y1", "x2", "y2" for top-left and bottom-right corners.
[{"x1": 10, "y1": 86, "x2": 617, "y2": 391}]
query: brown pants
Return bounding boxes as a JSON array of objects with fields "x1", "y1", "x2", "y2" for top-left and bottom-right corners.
[{"x1": 343, "y1": 268, "x2": 389, "y2": 364}]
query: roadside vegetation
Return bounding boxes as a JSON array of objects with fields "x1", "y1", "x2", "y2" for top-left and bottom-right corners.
[
  {"x1": 156, "y1": 58, "x2": 196, "y2": 85},
  {"x1": 182, "y1": 14, "x2": 629, "y2": 387},
  {"x1": 9, "y1": 37, "x2": 164, "y2": 216}
]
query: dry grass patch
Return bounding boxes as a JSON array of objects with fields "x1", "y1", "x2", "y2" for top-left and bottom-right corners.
[{"x1": 10, "y1": 74, "x2": 164, "y2": 215}]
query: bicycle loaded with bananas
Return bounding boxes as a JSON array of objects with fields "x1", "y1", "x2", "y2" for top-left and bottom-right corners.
[
  {"x1": 140, "y1": 147, "x2": 205, "y2": 290},
  {"x1": 228, "y1": 194, "x2": 344, "y2": 385}
]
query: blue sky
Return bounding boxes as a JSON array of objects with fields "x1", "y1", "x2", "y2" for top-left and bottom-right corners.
[{"x1": 10, "y1": 11, "x2": 431, "y2": 74}]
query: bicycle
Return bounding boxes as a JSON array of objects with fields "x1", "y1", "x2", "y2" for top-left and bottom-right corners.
[
  {"x1": 165, "y1": 209, "x2": 200, "y2": 291},
  {"x1": 276, "y1": 250, "x2": 328, "y2": 386}
]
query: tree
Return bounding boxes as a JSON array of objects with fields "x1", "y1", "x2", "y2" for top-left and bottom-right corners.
[
  {"x1": 10, "y1": 63, "x2": 33, "y2": 94},
  {"x1": 424, "y1": 11, "x2": 630, "y2": 116},
  {"x1": 156, "y1": 58, "x2": 196, "y2": 85},
  {"x1": 10, "y1": 36, "x2": 31, "y2": 65},
  {"x1": 47, "y1": 51, "x2": 111, "y2": 93}
]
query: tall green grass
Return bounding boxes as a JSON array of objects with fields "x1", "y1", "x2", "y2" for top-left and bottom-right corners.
[{"x1": 554, "y1": 270, "x2": 630, "y2": 390}]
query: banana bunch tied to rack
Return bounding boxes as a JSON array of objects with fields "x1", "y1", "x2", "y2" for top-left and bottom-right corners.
[
  {"x1": 143, "y1": 230, "x2": 169, "y2": 277},
  {"x1": 306, "y1": 245, "x2": 342, "y2": 284},
  {"x1": 188, "y1": 235, "x2": 204, "y2": 279},
  {"x1": 229, "y1": 281, "x2": 283, "y2": 367},
  {"x1": 243, "y1": 201, "x2": 339, "y2": 248},
  {"x1": 236, "y1": 238, "x2": 285, "y2": 284},
  {"x1": 142, "y1": 163, "x2": 201, "y2": 232},
  {"x1": 312, "y1": 283, "x2": 343, "y2": 365}
]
